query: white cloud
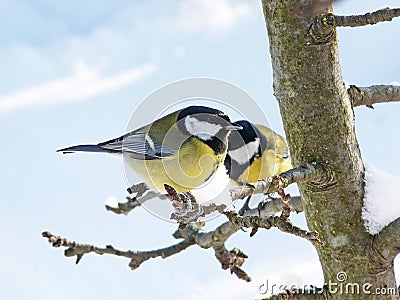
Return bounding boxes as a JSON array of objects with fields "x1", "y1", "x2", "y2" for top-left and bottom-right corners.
[
  {"x1": 0, "y1": 61, "x2": 157, "y2": 114},
  {"x1": 362, "y1": 163, "x2": 400, "y2": 234},
  {"x1": 160, "y1": 0, "x2": 253, "y2": 33}
]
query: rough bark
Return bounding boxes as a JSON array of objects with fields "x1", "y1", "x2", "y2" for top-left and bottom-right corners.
[{"x1": 262, "y1": 1, "x2": 398, "y2": 299}]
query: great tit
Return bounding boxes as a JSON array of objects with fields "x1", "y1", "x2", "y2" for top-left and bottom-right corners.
[
  {"x1": 58, "y1": 106, "x2": 241, "y2": 194},
  {"x1": 224, "y1": 120, "x2": 292, "y2": 186}
]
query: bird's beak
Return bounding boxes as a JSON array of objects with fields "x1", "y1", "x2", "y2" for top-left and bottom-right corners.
[{"x1": 224, "y1": 123, "x2": 243, "y2": 131}]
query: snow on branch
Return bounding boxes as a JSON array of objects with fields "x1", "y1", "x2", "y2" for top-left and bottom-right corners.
[
  {"x1": 348, "y1": 85, "x2": 400, "y2": 108},
  {"x1": 362, "y1": 163, "x2": 400, "y2": 235}
]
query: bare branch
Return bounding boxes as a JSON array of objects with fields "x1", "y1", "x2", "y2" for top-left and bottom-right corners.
[
  {"x1": 213, "y1": 245, "x2": 251, "y2": 282},
  {"x1": 108, "y1": 187, "x2": 304, "y2": 217},
  {"x1": 333, "y1": 8, "x2": 400, "y2": 27},
  {"x1": 242, "y1": 196, "x2": 303, "y2": 217},
  {"x1": 46, "y1": 165, "x2": 317, "y2": 280},
  {"x1": 223, "y1": 209, "x2": 319, "y2": 243},
  {"x1": 175, "y1": 221, "x2": 240, "y2": 249},
  {"x1": 348, "y1": 85, "x2": 400, "y2": 108},
  {"x1": 126, "y1": 182, "x2": 148, "y2": 196},
  {"x1": 107, "y1": 183, "x2": 225, "y2": 221},
  {"x1": 373, "y1": 217, "x2": 400, "y2": 262},
  {"x1": 230, "y1": 162, "x2": 335, "y2": 201},
  {"x1": 106, "y1": 191, "x2": 165, "y2": 215},
  {"x1": 224, "y1": 191, "x2": 320, "y2": 244},
  {"x1": 106, "y1": 182, "x2": 166, "y2": 215},
  {"x1": 307, "y1": 8, "x2": 400, "y2": 45},
  {"x1": 128, "y1": 239, "x2": 194, "y2": 270},
  {"x1": 43, "y1": 219, "x2": 250, "y2": 280},
  {"x1": 42, "y1": 231, "x2": 194, "y2": 268}
]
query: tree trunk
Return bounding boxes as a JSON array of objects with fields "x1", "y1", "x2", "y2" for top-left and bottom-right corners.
[{"x1": 262, "y1": 1, "x2": 398, "y2": 299}]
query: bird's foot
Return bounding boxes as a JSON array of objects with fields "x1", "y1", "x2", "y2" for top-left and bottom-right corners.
[{"x1": 164, "y1": 185, "x2": 203, "y2": 224}]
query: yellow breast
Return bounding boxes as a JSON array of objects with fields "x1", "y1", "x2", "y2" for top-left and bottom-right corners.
[
  {"x1": 127, "y1": 138, "x2": 226, "y2": 193},
  {"x1": 235, "y1": 150, "x2": 292, "y2": 185}
]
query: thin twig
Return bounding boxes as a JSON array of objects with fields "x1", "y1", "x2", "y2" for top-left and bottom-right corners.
[
  {"x1": 223, "y1": 210, "x2": 319, "y2": 243},
  {"x1": 213, "y1": 245, "x2": 251, "y2": 282},
  {"x1": 107, "y1": 183, "x2": 225, "y2": 219},
  {"x1": 106, "y1": 182, "x2": 166, "y2": 215},
  {"x1": 230, "y1": 162, "x2": 334, "y2": 201},
  {"x1": 42, "y1": 163, "x2": 312, "y2": 281},
  {"x1": 105, "y1": 191, "x2": 165, "y2": 215},
  {"x1": 42, "y1": 231, "x2": 194, "y2": 268},
  {"x1": 242, "y1": 196, "x2": 303, "y2": 217},
  {"x1": 307, "y1": 8, "x2": 400, "y2": 45},
  {"x1": 334, "y1": 8, "x2": 400, "y2": 27},
  {"x1": 348, "y1": 85, "x2": 400, "y2": 108},
  {"x1": 224, "y1": 190, "x2": 321, "y2": 244},
  {"x1": 107, "y1": 163, "x2": 313, "y2": 217},
  {"x1": 42, "y1": 220, "x2": 249, "y2": 280}
]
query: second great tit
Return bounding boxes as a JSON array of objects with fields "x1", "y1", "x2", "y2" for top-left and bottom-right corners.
[
  {"x1": 58, "y1": 106, "x2": 241, "y2": 194},
  {"x1": 224, "y1": 120, "x2": 292, "y2": 186}
]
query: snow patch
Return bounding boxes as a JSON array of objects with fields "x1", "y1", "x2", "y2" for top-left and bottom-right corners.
[
  {"x1": 362, "y1": 163, "x2": 400, "y2": 234},
  {"x1": 105, "y1": 195, "x2": 119, "y2": 208}
]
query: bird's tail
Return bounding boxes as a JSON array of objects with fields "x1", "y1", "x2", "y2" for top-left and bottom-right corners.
[{"x1": 57, "y1": 144, "x2": 119, "y2": 154}]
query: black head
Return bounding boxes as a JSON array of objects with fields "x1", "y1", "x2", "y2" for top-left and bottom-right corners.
[
  {"x1": 228, "y1": 120, "x2": 263, "y2": 150},
  {"x1": 178, "y1": 106, "x2": 231, "y2": 126},
  {"x1": 177, "y1": 106, "x2": 240, "y2": 154},
  {"x1": 225, "y1": 120, "x2": 267, "y2": 180}
]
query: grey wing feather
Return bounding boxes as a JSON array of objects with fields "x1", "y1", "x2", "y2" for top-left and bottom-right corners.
[{"x1": 99, "y1": 132, "x2": 176, "y2": 160}]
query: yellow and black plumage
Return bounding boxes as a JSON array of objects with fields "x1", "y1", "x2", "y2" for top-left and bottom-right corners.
[
  {"x1": 224, "y1": 120, "x2": 292, "y2": 185},
  {"x1": 224, "y1": 120, "x2": 292, "y2": 214},
  {"x1": 58, "y1": 106, "x2": 241, "y2": 194}
]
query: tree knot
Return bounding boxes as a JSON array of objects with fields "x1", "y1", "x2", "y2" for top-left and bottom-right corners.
[
  {"x1": 304, "y1": 162, "x2": 337, "y2": 191},
  {"x1": 306, "y1": 13, "x2": 335, "y2": 45}
]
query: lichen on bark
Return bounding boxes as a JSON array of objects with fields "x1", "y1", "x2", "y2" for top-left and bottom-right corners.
[{"x1": 261, "y1": 1, "x2": 398, "y2": 298}]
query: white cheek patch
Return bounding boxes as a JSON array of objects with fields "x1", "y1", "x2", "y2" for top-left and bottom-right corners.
[
  {"x1": 185, "y1": 116, "x2": 222, "y2": 140},
  {"x1": 228, "y1": 138, "x2": 260, "y2": 165}
]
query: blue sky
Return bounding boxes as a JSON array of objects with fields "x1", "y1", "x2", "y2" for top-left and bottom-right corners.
[{"x1": 1, "y1": 1, "x2": 399, "y2": 299}]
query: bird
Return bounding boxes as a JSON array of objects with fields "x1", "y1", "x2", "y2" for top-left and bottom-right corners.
[
  {"x1": 58, "y1": 106, "x2": 241, "y2": 195},
  {"x1": 224, "y1": 120, "x2": 292, "y2": 214}
]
